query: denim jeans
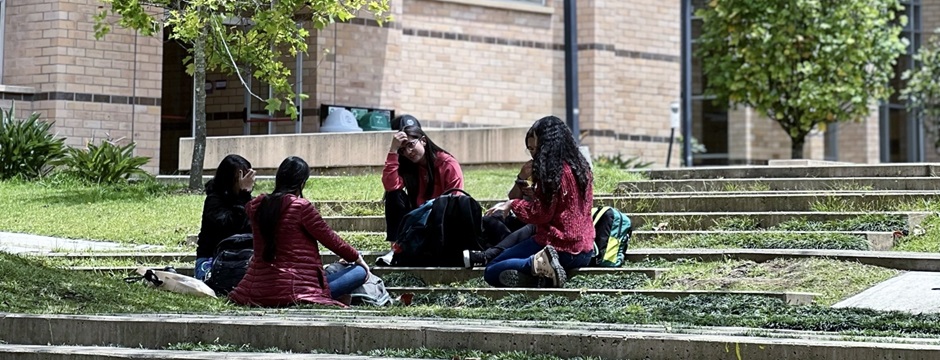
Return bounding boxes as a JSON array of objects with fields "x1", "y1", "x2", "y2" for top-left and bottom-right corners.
[
  {"x1": 194, "y1": 257, "x2": 213, "y2": 281},
  {"x1": 327, "y1": 264, "x2": 368, "y2": 299},
  {"x1": 483, "y1": 238, "x2": 593, "y2": 287}
]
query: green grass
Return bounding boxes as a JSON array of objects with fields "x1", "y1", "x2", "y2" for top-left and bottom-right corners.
[
  {"x1": 894, "y1": 215, "x2": 940, "y2": 252},
  {"x1": 643, "y1": 258, "x2": 898, "y2": 306},
  {"x1": 165, "y1": 342, "x2": 601, "y2": 360},
  {"x1": 0, "y1": 252, "x2": 232, "y2": 314},
  {"x1": 632, "y1": 233, "x2": 870, "y2": 250},
  {"x1": 0, "y1": 168, "x2": 641, "y2": 247}
]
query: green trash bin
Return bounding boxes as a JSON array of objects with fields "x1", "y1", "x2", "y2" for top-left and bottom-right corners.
[{"x1": 357, "y1": 111, "x2": 391, "y2": 131}]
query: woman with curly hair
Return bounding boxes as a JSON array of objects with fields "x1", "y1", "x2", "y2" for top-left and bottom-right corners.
[{"x1": 483, "y1": 116, "x2": 595, "y2": 288}]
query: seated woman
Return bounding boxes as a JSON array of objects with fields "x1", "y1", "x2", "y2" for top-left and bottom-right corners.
[
  {"x1": 464, "y1": 135, "x2": 539, "y2": 268},
  {"x1": 229, "y1": 156, "x2": 371, "y2": 307},
  {"x1": 483, "y1": 116, "x2": 595, "y2": 288},
  {"x1": 195, "y1": 154, "x2": 255, "y2": 280},
  {"x1": 379, "y1": 117, "x2": 464, "y2": 264}
]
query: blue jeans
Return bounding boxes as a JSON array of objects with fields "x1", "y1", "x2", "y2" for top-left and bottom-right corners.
[
  {"x1": 327, "y1": 264, "x2": 368, "y2": 299},
  {"x1": 483, "y1": 238, "x2": 593, "y2": 287},
  {"x1": 194, "y1": 257, "x2": 213, "y2": 281}
]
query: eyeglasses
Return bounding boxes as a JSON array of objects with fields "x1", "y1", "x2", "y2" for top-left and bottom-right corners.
[{"x1": 399, "y1": 138, "x2": 420, "y2": 154}]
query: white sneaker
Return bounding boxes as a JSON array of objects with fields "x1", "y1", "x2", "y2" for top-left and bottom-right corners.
[{"x1": 376, "y1": 250, "x2": 395, "y2": 266}]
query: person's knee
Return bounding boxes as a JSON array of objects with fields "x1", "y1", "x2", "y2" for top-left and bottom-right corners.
[{"x1": 483, "y1": 265, "x2": 502, "y2": 287}]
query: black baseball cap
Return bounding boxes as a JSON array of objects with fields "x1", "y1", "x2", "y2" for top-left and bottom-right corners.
[{"x1": 391, "y1": 114, "x2": 421, "y2": 131}]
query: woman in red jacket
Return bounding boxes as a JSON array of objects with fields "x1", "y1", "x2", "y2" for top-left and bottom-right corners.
[
  {"x1": 229, "y1": 156, "x2": 371, "y2": 307},
  {"x1": 483, "y1": 116, "x2": 595, "y2": 288},
  {"x1": 379, "y1": 116, "x2": 464, "y2": 264}
]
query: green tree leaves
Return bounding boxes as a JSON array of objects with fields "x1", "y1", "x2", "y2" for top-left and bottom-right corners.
[
  {"x1": 696, "y1": 0, "x2": 907, "y2": 158},
  {"x1": 902, "y1": 31, "x2": 940, "y2": 148}
]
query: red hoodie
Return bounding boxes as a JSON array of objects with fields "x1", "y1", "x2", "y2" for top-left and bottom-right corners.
[
  {"x1": 510, "y1": 163, "x2": 594, "y2": 255},
  {"x1": 382, "y1": 151, "x2": 464, "y2": 205}
]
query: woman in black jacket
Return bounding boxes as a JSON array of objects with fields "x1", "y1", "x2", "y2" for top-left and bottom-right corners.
[{"x1": 195, "y1": 154, "x2": 255, "y2": 280}]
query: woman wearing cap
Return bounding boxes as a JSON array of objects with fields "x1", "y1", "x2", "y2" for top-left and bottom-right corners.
[{"x1": 378, "y1": 115, "x2": 465, "y2": 265}]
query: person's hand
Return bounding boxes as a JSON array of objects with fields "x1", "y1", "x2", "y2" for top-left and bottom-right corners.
[
  {"x1": 390, "y1": 131, "x2": 408, "y2": 153},
  {"x1": 237, "y1": 169, "x2": 256, "y2": 192},
  {"x1": 354, "y1": 255, "x2": 372, "y2": 278},
  {"x1": 521, "y1": 186, "x2": 535, "y2": 199},
  {"x1": 518, "y1": 160, "x2": 533, "y2": 181},
  {"x1": 484, "y1": 200, "x2": 513, "y2": 218}
]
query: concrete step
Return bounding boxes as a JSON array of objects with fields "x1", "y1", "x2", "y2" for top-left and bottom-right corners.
[
  {"x1": 387, "y1": 287, "x2": 817, "y2": 305},
  {"x1": 625, "y1": 249, "x2": 940, "y2": 272},
  {"x1": 641, "y1": 163, "x2": 940, "y2": 180},
  {"x1": 0, "y1": 344, "x2": 418, "y2": 360},
  {"x1": 322, "y1": 211, "x2": 927, "y2": 232},
  {"x1": 68, "y1": 266, "x2": 669, "y2": 284},
  {"x1": 318, "y1": 191, "x2": 940, "y2": 214},
  {"x1": 633, "y1": 230, "x2": 895, "y2": 251},
  {"x1": 619, "y1": 177, "x2": 940, "y2": 193},
  {"x1": 6, "y1": 313, "x2": 940, "y2": 359}
]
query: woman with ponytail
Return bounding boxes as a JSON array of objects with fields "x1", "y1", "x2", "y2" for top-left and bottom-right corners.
[{"x1": 229, "y1": 156, "x2": 370, "y2": 307}]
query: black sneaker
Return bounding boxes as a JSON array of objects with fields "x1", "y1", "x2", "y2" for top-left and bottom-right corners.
[
  {"x1": 498, "y1": 269, "x2": 539, "y2": 287},
  {"x1": 462, "y1": 250, "x2": 487, "y2": 269}
]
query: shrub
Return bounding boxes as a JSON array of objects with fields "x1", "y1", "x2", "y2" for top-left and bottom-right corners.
[
  {"x1": 0, "y1": 106, "x2": 65, "y2": 179},
  {"x1": 60, "y1": 139, "x2": 151, "y2": 184},
  {"x1": 593, "y1": 154, "x2": 654, "y2": 170}
]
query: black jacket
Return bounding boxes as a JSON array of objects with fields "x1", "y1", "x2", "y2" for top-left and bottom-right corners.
[{"x1": 196, "y1": 190, "x2": 252, "y2": 258}]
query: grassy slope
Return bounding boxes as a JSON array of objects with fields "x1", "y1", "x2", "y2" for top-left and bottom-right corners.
[{"x1": 0, "y1": 167, "x2": 641, "y2": 247}]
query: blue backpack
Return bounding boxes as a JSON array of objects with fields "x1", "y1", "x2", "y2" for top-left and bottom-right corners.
[
  {"x1": 391, "y1": 189, "x2": 484, "y2": 266},
  {"x1": 590, "y1": 206, "x2": 633, "y2": 267}
]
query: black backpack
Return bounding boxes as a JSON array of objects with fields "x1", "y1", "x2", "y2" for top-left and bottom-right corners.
[
  {"x1": 203, "y1": 234, "x2": 253, "y2": 296},
  {"x1": 392, "y1": 189, "x2": 485, "y2": 267}
]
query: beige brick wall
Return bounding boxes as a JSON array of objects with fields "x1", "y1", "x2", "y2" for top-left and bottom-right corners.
[{"x1": 4, "y1": 0, "x2": 162, "y2": 172}]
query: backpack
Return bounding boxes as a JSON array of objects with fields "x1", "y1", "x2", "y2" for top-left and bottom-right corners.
[
  {"x1": 203, "y1": 233, "x2": 253, "y2": 296},
  {"x1": 590, "y1": 207, "x2": 632, "y2": 267},
  {"x1": 392, "y1": 188, "x2": 485, "y2": 267},
  {"x1": 324, "y1": 262, "x2": 392, "y2": 306}
]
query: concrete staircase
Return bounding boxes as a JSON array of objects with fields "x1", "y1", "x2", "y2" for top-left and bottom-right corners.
[{"x1": 12, "y1": 163, "x2": 940, "y2": 359}]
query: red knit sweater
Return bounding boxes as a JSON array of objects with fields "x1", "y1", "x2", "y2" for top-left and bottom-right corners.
[
  {"x1": 510, "y1": 163, "x2": 594, "y2": 254},
  {"x1": 382, "y1": 151, "x2": 464, "y2": 205}
]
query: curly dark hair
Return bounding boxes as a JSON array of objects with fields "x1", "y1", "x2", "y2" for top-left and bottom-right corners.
[
  {"x1": 397, "y1": 125, "x2": 451, "y2": 206},
  {"x1": 527, "y1": 116, "x2": 592, "y2": 203}
]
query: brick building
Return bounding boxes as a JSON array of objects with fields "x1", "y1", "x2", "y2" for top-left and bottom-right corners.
[{"x1": 0, "y1": 0, "x2": 933, "y2": 174}]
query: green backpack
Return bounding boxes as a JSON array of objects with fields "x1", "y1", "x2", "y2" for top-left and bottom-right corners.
[{"x1": 590, "y1": 206, "x2": 633, "y2": 267}]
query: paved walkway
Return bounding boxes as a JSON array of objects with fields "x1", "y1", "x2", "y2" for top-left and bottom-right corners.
[
  {"x1": 834, "y1": 272, "x2": 940, "y2": 314},
  {"x1": 0, "y1": 231, "x2": 163, "y2": 254}
]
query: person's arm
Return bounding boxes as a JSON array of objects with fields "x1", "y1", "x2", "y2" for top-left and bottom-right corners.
[
  {"x1": 299, "y1": 200, "x2": 360, "y2": 262},
  {"x1": 382, "y1": 153, "x2": 405, "y2": 192},
  {"x1": 507, "y1": 161, "x2": 532, "y2": 199},
  {"x1": 438, "y1": 155, "x2": 464, "y2": 192},
  {"x1": 202, "y1": 194, "x2": 250, "y2": 234},
  {"x1": 509, "y1": 191, "x2": 557, "y2": 225}
]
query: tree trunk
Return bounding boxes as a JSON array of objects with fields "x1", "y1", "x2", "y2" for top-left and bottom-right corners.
[
  {"x1": 790, "y1": 133, "x2": 806, "y2": 159},
  {"x1": 188, "y1": 26, "x2": 208, "y2": 192}
]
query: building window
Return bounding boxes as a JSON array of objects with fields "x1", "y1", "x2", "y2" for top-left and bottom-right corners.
[
  {"x1": 690, "y1": 0, "x2": 730, "y2": 165},
  {"x1": 880, "y1": 0, "x2": 922, "y2": 162},
  {"x1": 0, "y1": 0, "x2": 6, "y2": 81}
]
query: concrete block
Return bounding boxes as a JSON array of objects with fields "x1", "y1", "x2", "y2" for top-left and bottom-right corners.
[
  {"x1": 385, "y1": 287, "x2": 817, "y2": 305},
  {"x1": 618, "y1": 177, "x2": 940, "y2": 192},
  {"x1": 646, "y1": 164, "x2": 938, "y2": 180},
  {"x1": 625, "y1": 249, "x2": 940, "y2": 272}
]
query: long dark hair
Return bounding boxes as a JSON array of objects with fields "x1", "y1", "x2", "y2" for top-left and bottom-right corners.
[
  {"x1": 256, "y1": 156, "x2": 309, "y2": 262},
  {"x1": 205, "y1": 154, "x2": 252, "y2": 195},
  {"x1": 397, "y1": 125, "x2": 450, "y2": 205},
  {"x1": 528, "y1": 116, "x2": 592, "y2": 203}
]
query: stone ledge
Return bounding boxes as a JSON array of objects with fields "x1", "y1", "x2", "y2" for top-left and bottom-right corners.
[
  {"x1": 0, "y1": 344, "x2": 420, "y2": 360},
  {"x1": 424, "y1": 0, "x2": 553, "y2": 14},
  {"x1": 2, "y1": 313, "x2": 940, "y2": 359}
]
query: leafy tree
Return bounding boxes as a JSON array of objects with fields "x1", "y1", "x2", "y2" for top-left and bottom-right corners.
[
  {"x1": 94, "y1": 0, "x2": 390, "y2": 190},
  {"x1": 902, "y1": 31, "x2": 940, "y2": 149},
  {"x1": 696, "y1": 0, "x2": 907, "y2": 159}
]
